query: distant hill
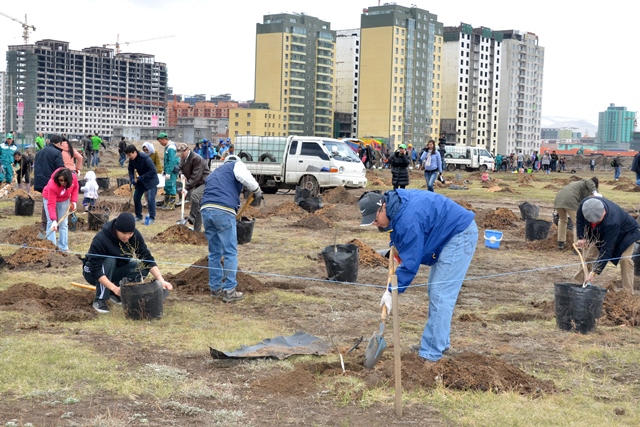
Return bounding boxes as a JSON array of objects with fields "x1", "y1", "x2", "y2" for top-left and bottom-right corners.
[{"x1": 541, "y1": 116, "x2": 597, "y2": 138}]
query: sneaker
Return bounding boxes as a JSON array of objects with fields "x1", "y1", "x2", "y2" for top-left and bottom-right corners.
[
  {"x1": 109, "y1": 294, "x2": 122, "y2": 305},
  {"x1": 558, "y1": 242, "x2": 565, "y2": 250},
  {"x1": 222, "y1": 289, "x2": 244, "y2": 302},
  {"x1": 410, "y1": 344, "x2": 452, "y2": 355},
  {"x1": 93, "y1": 300, "x2": 110, "y2": 314},
  {"x1": 135, "y1": 217, "x2": 143, "y2": 222},
  {"x1": 210, "y1": 289, "x2": 224, "y2": 299},
  {"x1": 147, "y1": 219, "x2": 155, "y2": 225}
]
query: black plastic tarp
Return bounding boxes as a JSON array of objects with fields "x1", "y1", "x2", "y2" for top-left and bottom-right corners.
[{"x1": 209, "y1": 331, "x2": 332, "y2": 360}]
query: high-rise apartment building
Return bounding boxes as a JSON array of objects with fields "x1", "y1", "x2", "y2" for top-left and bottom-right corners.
[
  {"x1": 5, "y1": 39, "x2": 168, "y2": 141},
  {"x1": 596, "y1": 103, "x2": 635, "y2": 150},
  {"x1": 441, "y1": 24, "x2": 501, "y2": 152},
  {"x1": 255, "y1": 13, "x2": 336, "y2": 137},
  {"x1": 0, "y1": 71, "x2": 6, "y2": 136},
  {"x1": 495, "y1": 31, "x2": 544, "y2": 155},
  {"x1": 335, "y1": 29, "x2": 360, "y2": 138},
  {"x1": 358, "y1": 4, "x2": 443, "y2": 148}
]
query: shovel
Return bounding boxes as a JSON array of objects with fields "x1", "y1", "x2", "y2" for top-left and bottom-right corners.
[
  {"x1": 236, "y1": 192, "x2": 254, "y2": 220},
  {"x1": 364, "y1": 246, "x2": 396, "y2": 369},
  {"x1": 123, "y1": 184, "x2": 133, "y2": 211},
  {"x1": 44, "y1": 204, "x2": 73, "y2": 240},
  {"x1": 178, "y1": 176, "x2": 187, "y2": 224}
]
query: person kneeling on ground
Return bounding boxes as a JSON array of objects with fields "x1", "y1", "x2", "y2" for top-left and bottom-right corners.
[
  {"x1": 358, "y1": 189, "x2": 478, "y2": 362},
  {"x1": 201, "y1": 155, "x2": 263, "y2": 302},
  {"x1": 83, "y1": 212, "x2": 173, "y2": 313},
  {"x1": 574, "y1": 197, "x2": 640, "y2": 294}
]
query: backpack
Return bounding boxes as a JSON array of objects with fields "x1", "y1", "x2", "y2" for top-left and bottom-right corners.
[{"x1": 611, "y1": 160, "x2": 616, "y2": 167}]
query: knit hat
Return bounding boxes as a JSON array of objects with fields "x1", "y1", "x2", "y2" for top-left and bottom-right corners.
[
  {"x1": 582, "y1": 198, "x2": 605, "y2": 223},
  {"x1": 358, "y1": 192, "x2": 385, "y2": 226},
  {"x1": 114, "y1": 212, "x2": 136, "y2": 233}
]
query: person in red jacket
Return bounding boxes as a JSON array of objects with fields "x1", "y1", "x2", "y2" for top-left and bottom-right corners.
[{"x1": 42, "y1": 167, "x2": 78, "y2": 252}]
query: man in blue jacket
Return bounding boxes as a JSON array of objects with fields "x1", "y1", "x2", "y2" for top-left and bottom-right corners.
[
  {"x1": 574, "y1": 197, "x2": 640, "y2": 294},
  {"x1": 125, "y1": 145, "x2": 159, "y2": 224},
  {"x1": 200, "y1": 155, "x2": 262, "y2": 302},
  {"x1": 358, "y1": 189, "x2": 478, "y2": 362}
]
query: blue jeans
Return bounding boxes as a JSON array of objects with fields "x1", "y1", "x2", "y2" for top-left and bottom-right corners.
[
  {"x1": 418, "y1": 220, "x2": 478, "y2": 361},
  {"x1": 119, "y1": 152, "x2": 126, "y2": 167},
  {"x1": 635, "y1": 172, "x2": 640, "y2": 186},
  {"x1": 424, "y1": 170, "x2": 439, "y2": 192},
  {"x1": 91, "y1": 152, "x2": 100, "y2": 167},
  {"x1": 202, "y1": 208, "x2": 238, "y2": 292},
  {"x1": 134, "y1": 184, "x2": 157, "y2": 220},
  {"x1": 614, "y1": 167, "x2": 621, "y2": 180},
  {"x1": 43, "y1": 198, "x2": 70, "y2": 251}
]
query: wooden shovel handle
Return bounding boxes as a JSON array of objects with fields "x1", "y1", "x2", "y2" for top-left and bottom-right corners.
[
  {"x1": 381, "y1": 246, "x2": 397, "y2": 321},
  {"x1": 236, "y1": 192, "x2": 254, "y2": 220},
  {"x1": 71, "y1": 282, "x2": 96, "y2": 291}
]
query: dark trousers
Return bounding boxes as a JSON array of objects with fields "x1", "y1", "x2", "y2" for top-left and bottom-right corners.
[
  {"x1": 83, "y1": 258, "x2": 150, "y2": 301},
  {"x1": 134, "y1": 185, "x2": 157, "y2": 220}
]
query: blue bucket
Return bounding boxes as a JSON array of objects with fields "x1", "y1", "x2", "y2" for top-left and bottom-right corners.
[{"x1": 484, "y1": 230, "x2": 503, "y2": 249}]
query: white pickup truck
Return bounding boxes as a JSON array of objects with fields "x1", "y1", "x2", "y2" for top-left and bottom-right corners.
[
  {"x1": 442, "y1": 145, "x2": 495, "y2": 172},
  {"x1": 210, "y1": 135, "x2": 367, "y2": 195}
]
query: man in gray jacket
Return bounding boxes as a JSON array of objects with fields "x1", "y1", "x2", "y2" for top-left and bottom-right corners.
[
  {"x1": 554, "y1": 177, "x2": 600, "y2": 250},
  {"x1": 177, "y1": 143, "x2": 210, "y2": 232}
]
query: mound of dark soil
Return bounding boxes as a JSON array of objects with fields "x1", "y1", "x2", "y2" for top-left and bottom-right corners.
[
  {"x1": 294, "y1": 215, "x2": 333, "y2": 229},
  {"x1": 5, "y1": 240, "x2": 83, "y2": 271},
  {"x1": 313, "y1": 204, "x2": 355, "y2": 222},
  {"x1": 262, "y1": 201, "x2": 306, "y2": 218},
  {"x1": 1, "y1": 223, "x2": 43, "y2": 246},
  {"x1": 0, "y1": 282, "x2": 95, "y2": 322},
  {"x1": 600, "y1": 290, "x2": 640, "y2": 327},
  {"x1": 322, "y1": 187, "x2": 358, "y2": 205},
  {"x1": 476, "y1": 208, "x2": 519, "y2": 230},
  {"x1": 166, "y1": 256, "x2": 268, "y2": 295},
  {"x1": 383, "y1": 352, "x2": 555, "y2": 395},
  {"x1": 454, "y1": 200, "x2": 475, "y2": 213},
  {"x1": 458, "y1": 313, "x2": 483, "y2": 322},
  {"x1": 152, "y1": 224, "x2": 207, "y2": 245},
  {"x1": 348, "y1": 239, "x2": 388, "y2": 268}
]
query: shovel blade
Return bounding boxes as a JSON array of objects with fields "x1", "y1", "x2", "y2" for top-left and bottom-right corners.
[{"x1": 363, "y1": 323, "x2": 387, "y2": 369}]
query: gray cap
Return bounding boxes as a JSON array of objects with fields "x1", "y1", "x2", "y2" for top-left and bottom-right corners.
[
  {"x1": 358, "y1": 192, "x2": 385, "y2": 226},
  {"x1": 582, "y1": 198, "x2": 605, "y2": 223}
]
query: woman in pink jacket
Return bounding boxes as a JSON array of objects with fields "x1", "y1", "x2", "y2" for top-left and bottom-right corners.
[
  {"x1": 42, "y1": 167, "x2": 79, "y2": 252},
  {"x1": 60, "y1": 137, "x2": 83, "y2": 174}
]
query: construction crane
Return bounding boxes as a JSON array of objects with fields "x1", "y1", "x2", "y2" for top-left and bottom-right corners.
[
  {"x1": 0, "y1": 12, "x2": 36, "y2": 44},
  {"x1": 103, "y1": 34, "x2": 175, "y2": 55}
]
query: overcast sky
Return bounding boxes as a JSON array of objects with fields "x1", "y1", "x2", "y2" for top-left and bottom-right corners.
[{"x1": 1, "y1": 0, "x2": 637, "y2": 126}]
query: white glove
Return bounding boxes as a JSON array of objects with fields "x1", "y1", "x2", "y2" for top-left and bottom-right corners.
[
  {"x1": 181, "y1": 188, "x2": 188, "y2": 196},
  {"x1": 71, "y1": 202, "x2": 77, "y2": 211},
  {"x1": 593, "y1": 191, "x2": 602, "y2": 197},
  {"x1": 165, "y1": 174, "x2": 171, "y2": 180},
  {"x1": 180, "y1": 174, "x2": 186, "y2": 181},
  {"x1": 380, "y1": 290, "x2": 392, "y2": 315},
  {"x1": 50, "y1": 220, "x2": 58, "y2": 232}
]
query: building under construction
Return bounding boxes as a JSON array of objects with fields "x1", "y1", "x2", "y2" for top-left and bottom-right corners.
[{"x1": 5, "y1": 39, "x2": 168, "y2": 141}]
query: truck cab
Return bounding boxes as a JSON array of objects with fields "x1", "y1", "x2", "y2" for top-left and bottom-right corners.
[{"x1": 443, "y1": 145, "x2": 494, "y2": 172}]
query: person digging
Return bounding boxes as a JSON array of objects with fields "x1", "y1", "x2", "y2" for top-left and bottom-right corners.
[
  {"x1": 83, "y1": 212, "x2": 172, "y2": 313},
  {"x1": 358, "y1": 190, "x2": 478, "y2": 362},
  {"x1": 176, "y1": 142, "x2": 210, "y2": 231},
  {"x1": 573, "y1": 197, "x2": 640, "y2": 294}
]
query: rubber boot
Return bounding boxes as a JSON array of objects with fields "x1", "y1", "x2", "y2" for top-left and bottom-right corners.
[
  {"x1": 161, "y1": 195, "x2": 176, "y2": 210},
  {"x1": 156, "y1": 194, "x2": 168, "y2": 208}
]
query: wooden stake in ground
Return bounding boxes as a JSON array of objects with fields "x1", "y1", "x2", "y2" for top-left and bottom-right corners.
[{"x1": 390, "y1": 248, "x2": 403, "y2": 417}]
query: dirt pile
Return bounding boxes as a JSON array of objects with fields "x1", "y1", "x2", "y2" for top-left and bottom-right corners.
[
  {"x1": 312, "y1": 204, "x2": 354, "y2": 222},
  {"x1": 600, "y1": 290, "x2": 640, "y2": 327},
  {"x1": 322, "y1": 186, "x2": 358, "y2": 205},
  {"x1": 382, "y1": 352, "x2": 554, "y2": 395},
  {"x1": 0, "y1": 282, "x2": 95, "y2": 322},
  {"x1": 166, "y1": 256, "x2": 268, "y2": 295},
  {"x1": 612, "y1": 183, "x2": 640, "y2": 192},
  {"x1": 1, "y1": 223, "x2": 43, "y2": 246},
  {"x1": 7, "y1": 188, "x2": 30, "y2": 198},
  {"x1": 152, "y1": 224, "x2": 207, "y2": 245},
  {"x1": 454, "y1": 200, "x2": 476, "y2": 213},
  {"x1": 5, "y1": 240, "x2": 83, "y2": 271},
  {"x1": 114, "y1": 185, "x2": 132, "y2": 197},
  {"x1": 543, "y1": 184, "x2": 560, "y2": 190},
  {"x1": 261, "y1": 201, "x2": 306, "y2": 219},
  {"x1": 294, "y1": 215, "x2": 333, "y2": 229},
  {"x1": 476, "y1": 208, "x2": 519, "y2": 230},
  {"x1": 348, "y1": 239, "x2": 388, "y2": 268}
]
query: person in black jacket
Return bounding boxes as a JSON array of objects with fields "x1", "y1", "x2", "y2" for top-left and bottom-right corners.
[
  {"x1": 630, "y1": 150, "x2": 640, "y2": 185},
  {"x1": 125, "y1": 144, "x2": 159, "y2": 224},
  {"x1": 574, "y1": 197, "x2": 640, "y2": 294},
  {"x1": 33, "y1": 134, "x2": 64, "y2": 235},
  {"x1": 177, "y1": 143, "x2": 210, "y2": 231},
  {"x1": 389, "y1": 144, "x2": 411, "y2": 190},
  {"x1": 83, "y1": 212, "x2": 173, "y2": 313},
  {"x1": 117, "y1": 137, "x2": 128, "y2": 167}
]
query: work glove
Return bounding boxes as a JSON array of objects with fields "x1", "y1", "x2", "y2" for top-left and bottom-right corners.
[
  {"x1": 165, "y1": 174, "x2": 171, "y2": 180},
  {"x1": 70, "y1": 202, "x2": 77, "y2": 212},
  {"x1": 593, "y1": 191, "x2": 602, "y2": 197},
  {"x1": 50, "y1": 220, "x2": 58, "y2": 232},
  {"x1": 380, "y1": 290, "x2": 392, "y2": 315},
  {"x1": 181, "y1": 188, "x2": 188, "y2": 196},
  {"x1": 250, "y1": 189, "x2": 263, "y2": 207}
]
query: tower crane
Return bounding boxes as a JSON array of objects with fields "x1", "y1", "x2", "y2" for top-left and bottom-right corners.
[
  {"x1": 103, "y1": 34, "x2": 175, "y2": 54},
  {"x1": 0, "y1": 12, "x2": 36, "y2": 44}
]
